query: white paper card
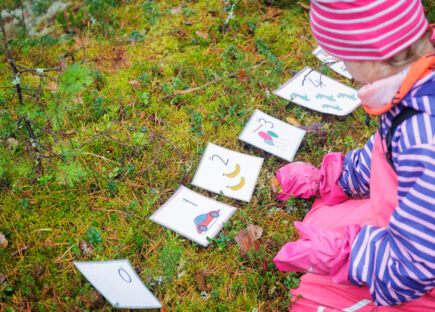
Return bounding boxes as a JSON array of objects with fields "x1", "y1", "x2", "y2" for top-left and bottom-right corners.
[
  {"x1": 239, "y1": 109, "x2": 305, "y2": 162},
  {"x1": 150, "y1": 185, "x2": 236, "y2": 246},
  {"x1": 273, "y1": 66, "x2": 360, "y2": 116},
  {"x1": 312, "y1": 46, "x2": 352, "y2": 79},
  {"x1": 74, "y1": 259, "x2": 161, "y2": 309},
  {"x1": 192, "y1": 143, "x2": 263, "y2": 202}
]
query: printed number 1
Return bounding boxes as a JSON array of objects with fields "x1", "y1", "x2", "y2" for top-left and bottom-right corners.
[
  {"x1": 118, "y1": 267, "x2": 132, "y2": 283},
  {"x1": 182, "y1": 198, "x2": 197, "y2": 206}
]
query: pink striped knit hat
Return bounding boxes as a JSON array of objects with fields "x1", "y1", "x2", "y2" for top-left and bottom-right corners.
[{"x1": 310, "y1": 0, "x2": 429, "y2": 61}]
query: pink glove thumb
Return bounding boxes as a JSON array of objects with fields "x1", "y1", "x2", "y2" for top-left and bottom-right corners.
[
  {"x1": 275, "y1": 162, "x2": 321, "y2": 201},
  {"x1": 273, "y1": 222, "x2": 361, "y2": 284},
  {"x1": 319, "y1": 152, "x2": 348, "y2": 205}
]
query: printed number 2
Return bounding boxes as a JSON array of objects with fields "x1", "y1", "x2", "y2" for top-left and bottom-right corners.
[
  {"x1": 118, "y1": 267, "x2": 132, "y2": 283},
  {"x1": 210, "y1": 154, "x2": 229, "y2": 166}
]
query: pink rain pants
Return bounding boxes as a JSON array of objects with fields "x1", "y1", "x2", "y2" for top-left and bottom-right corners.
[{"x1": 288, "y1": 132, "x2": 435, "y2": 311}]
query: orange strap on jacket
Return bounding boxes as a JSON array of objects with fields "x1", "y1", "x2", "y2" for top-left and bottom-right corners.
[{"x1": 363, "y1": 25, "x2": 435, "y2": 116}]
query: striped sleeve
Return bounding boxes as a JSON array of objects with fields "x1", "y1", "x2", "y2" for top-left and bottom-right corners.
[
  {"x1": 338, "y1": 133, "x2": 375, "y2": 197},
  {"x1": 349, "y1": 142, "x2": 435, "y2": 306}
]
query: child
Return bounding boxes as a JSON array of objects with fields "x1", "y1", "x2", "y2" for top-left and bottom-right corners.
[{"x1": 272, "y1": 0, "x2": 435, "y2": 310}]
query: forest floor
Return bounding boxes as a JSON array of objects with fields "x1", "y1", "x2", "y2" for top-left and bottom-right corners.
[{"x1": 2, "y1": 0, "x2": 431, "y2": 311}]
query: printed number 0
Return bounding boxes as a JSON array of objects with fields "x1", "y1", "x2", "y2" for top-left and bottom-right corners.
[
  {"x1": 210, "y1": 154, "x2": 229, "y2": 166},
  {"x1": 118, "y1": 267, "x2": 132, "y2": 283}
]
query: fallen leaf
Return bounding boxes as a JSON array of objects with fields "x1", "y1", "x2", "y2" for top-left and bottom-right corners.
[
  {"x1": 173, "y1": 27, "x2": 186, "y2": 38},
  {"x1": 298, "y1": 122, "x2": 325, "y2": 133},
  {"x1": 207, "y1": 10, "x2": 218, "y2": 17},
  {"x1": 265, "y1": 7, "x2": 282, "y2": 19},
  {"x1": 80, "y1": 240, "x2": 93, "y2": 256},
  {"x1": 247, "y1": 224, "x2": 263, "y2": 241},
  {"x1": 73, "y1": 34, "x2": 90, "y2": 51},
  {"x1": 298, "y1": 1, "x2": 311, "y2": 10},
  {"x1": 183, "y1": 20, "x2": 193, "y2": 26},
  {"x1": 234, "y1": 224, "x2": 262, "y2": 256},
  {"x1": 0, "y1": 272, "x2": 5, "y2": 284},
  {"x1": 234, "y1": 229, "x2": 251, "y2": 255},
  {"x1": 0, "y1": 233, "x2": 8, "y2": 249},
  {"x1": 128, "y1": 80, "x2": 140, "y2": 90},
  {"x1": 286, "y1": 116, "x2": 301, "y2": 127},
  {"x1": 196, "y1": 29, "x2": 209, "y2": 40},
  {"x1": 7, "y1": 138, "x2": 18, "y2": 151},
  {"x1": 80, "y1": 290, "x2": 105, "y2": 310},
  {"x1": 47, "y1": 80, "x2": 57, "y2": 90},
  {"x1": 195, "y1": 271, "x2": 207, "y2": 292},
  {"x1": 170, "y1": 6, "x2": 182, "y2": 14},
  {"x1": 242, "y1": 43, "x2": 256, "y2": 53},
  {"x1": 73, "y1": 97, "x2": 83, "y2": 104},
  {"x1": 237, "y1": 69, "x2": 250, "y2": 82}
]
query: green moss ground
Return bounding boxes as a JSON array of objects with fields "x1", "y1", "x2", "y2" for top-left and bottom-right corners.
[{"x1": 3, "y1": 0, "x2": 426, "y2": 310}]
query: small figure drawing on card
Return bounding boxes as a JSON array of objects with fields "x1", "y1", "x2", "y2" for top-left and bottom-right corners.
[
  {"x1": 273, "y1": 67, "x2": 360, "y2": 116},
  {"x1": 239, "y1": 109, "x2": 305, "y2": 162}
]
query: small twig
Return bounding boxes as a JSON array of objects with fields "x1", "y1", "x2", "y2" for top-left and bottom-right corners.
[
  {"x1": 16, "y1": 65, "x2": 58, "y2": 81},
  {"x1": 24, "y1": 120, "x2": 43, "y2": 173},
  {"x1": 222, "y1": 0, "x2": 240, "y2": 34},
  {"x1": 159, "y1": 61, "x2": 266, "y2": 101},
  {"x1": 33, "y1": 76, "x2": 44, "y2": 107},
  {"x1": 36, "y1": 141, "x2": 65, "y2": 161},
  {"x1": 10, "y1": 245, "x2": 31, "y2": 256},
  {"x1": 297, "y1": 1, "x2": 310, "y2": 10},
  {"x1": 40, "y1": 59, "x2": 98, "y2": 73},
  {"x1": 154, "y1": 132, "x2": 183, "y2": 164},
  {"x1": 301, "y1": 60, "x2": 340, "y2": 86},
  {"x1": 0, "y1": 86, "x2": 56, "y2": 92},
  {"x1": 19, "y1": 0, "x2": 26, "y2": 37},
  {"x1": 81, "y1": 152, "x2": 119, "y2": 164},
  {"x1": 159, "y1": 78, "x2": 221, "y2": 101},
  {"x1": 1, "y1": 21, "x2": 23, "y2": 105}
]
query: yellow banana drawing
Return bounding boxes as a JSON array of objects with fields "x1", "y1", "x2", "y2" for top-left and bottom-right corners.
[
  {"x1": 227, "y1": 177, "x2": 245, "y2": 191},
  {"x1": 223, "y1": 163, "x2": 241, "y2": 178}
]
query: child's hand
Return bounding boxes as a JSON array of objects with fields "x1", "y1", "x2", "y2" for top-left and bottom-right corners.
[
  {"x1": 272, "y1": 162, "x2": 321, "y2": 200},
  {"x1": 272, "y1": 153, "x2": 348, "y2": 205}
]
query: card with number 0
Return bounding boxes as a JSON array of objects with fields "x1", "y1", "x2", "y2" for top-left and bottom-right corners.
[{"x1": 74, "y1": 259, "x2": 161, "y2": 309}]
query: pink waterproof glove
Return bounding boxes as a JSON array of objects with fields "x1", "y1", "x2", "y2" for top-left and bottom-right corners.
[
  {"x1": 273, "y1": 222, "x2": 361, "y2": 284},
  {"x1": 275, "y1": 152, "x2": 348, "y2": 205}
]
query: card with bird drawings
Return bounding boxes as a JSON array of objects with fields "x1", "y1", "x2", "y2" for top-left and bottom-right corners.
[
  {"x1": 150, "y1": 185, "x2": 237, "y2": 246},
  {"x1": 273, "y1": 66, "x2": 360, "y2": 116},
  {"x1": 239, "y1": 109, "x2": 306, "y2": 162},
  {"x1": 191, "y1": 143, "x2": 263, "y2": 202}
]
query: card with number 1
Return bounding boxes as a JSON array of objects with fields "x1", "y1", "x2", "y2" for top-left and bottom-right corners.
[{"x1": 150, "y1": 185, "x2": 236, "y2": 246}]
